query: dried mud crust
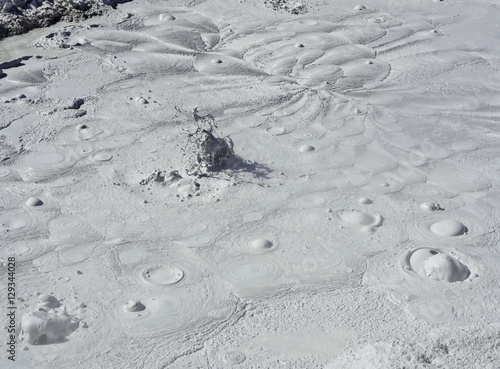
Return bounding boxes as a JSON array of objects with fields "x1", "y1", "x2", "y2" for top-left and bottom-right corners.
[{"x1": 0, "y1": 0, "x2": 125, "y2": 40}]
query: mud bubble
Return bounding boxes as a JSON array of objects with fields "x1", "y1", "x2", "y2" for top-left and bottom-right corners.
[{"x1": 402, "y1": 248, "x2": 470, "y2": 282}]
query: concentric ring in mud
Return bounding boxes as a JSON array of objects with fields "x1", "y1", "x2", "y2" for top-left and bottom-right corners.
[
  {"x1": 18, "y1": 149, "x2": 77, "y2": 182},
  {"x1": 218, "y1": 255, "x2": 288, "y2": 298}
]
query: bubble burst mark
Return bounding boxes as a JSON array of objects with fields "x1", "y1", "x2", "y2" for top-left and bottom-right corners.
[
  {"x1": 18, "y1": 149, "x2": 76, "y2": 182},
  {"x1": 428, "y1": 164, "x2": 491, "y2": 193},
  {"x1": 290, "y1": 192, "x2": 332, "y2": 209},
  {"x1": 405, "y1": 182, "x2": 455, "y2": 199},
  {"x1": 219, "y1": 224, "x2": 279, "y2": 255},
  {"x1": 23, "y1": 195, "x2": 59, "y2": 211},
  {"x1": 114, "y1": 213, "x2": 154, "y2": 239},
  {"x1": 95, "y1": 134, "x2": 135, "y2": 150},
  {"x1": 141, "y1": 265, "x2": 185, "y2": 286},
  {"x1": 58, "y1": 244, "x2": 96, "y2": 264},
  {"x1": 417, "y1": 218, "x2": 467, "y2": 238},
  {"x1": 221, "y1": 350, "x2": 246, "y2": 364},
  {"x1": 181, "y1": 233, "x2": 217, "y2": 248},
  {"x1": 25, "y1": 197, "x2": 44, "y2": 207},
  {"x1": 207, "y1": 306, "x2": 233, "y2": 321},
  {"x1": 49, "y1": 214, "x2": 102, "y2": 243},
  {"x1": 123, "y1": 299, "x2": 146, "y2": 312},
  {"x1": 1, "y1": 239, "x2": 49, "y2": 262},
  {"x1": 176, "y1": 223, "x2": 216, "y2": 248},
  {"x1": 91, "y1": 152, "x2": 113, "y2": 162},
  {"x1": 54, "y1": 122, "x2": 104, "y2": 145},
  {"x1": 116, "y1": 299, "x2": 151, "y2": 321},
  {"x1": 0, "y1": 210, "x2": 45, "y2": 241},
  {"x1": 248, "y1": 238, "x2": 278, "y2": 253},
  {"x1": 363, "y1": 173, "x2": 405, "y2": 194},
  {"x1": 419, "y1": 202, "x2": 443, "y2": 213},
  {"x1": 193, "y1": 52, "x2": 267, "y2": 75},
  {"x1": 339, "y1": 210, "x2": 383, "y2": 227},
  {"x1": 85, "y1": 208, "x2": 113, "y2": 228},
  {"x1": 0, "y1": 188, "x2": 21, "y2": 210},
  {"x1": 402, "y1": 248, "x2": 470, "y2": 282},
  {"x1": 119, "y1": 244, "x2": 208, "y2": 289},
  {"x1": 218, "y1": 255, "x2": 288, "y2": 298},
  {"x1": 114, "y1": 284, "x2": 219, "y2": 338},
  {"x1": 0, "y1": 167, "x2": 21, "y2": 181}
]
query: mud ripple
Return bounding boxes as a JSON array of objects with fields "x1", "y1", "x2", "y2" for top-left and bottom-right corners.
[
  {"x1": 1, "y1": 239, "x2": 50, "y2": 261},
  {"x1": 115, "y1": 283, "x2": 218, "y2": 338},
  {"x1": 218, "y1": 255, "x2": 289, "y2": 298},
  {"x1": 0, "y1": 210, "x2": 45, "y2": 241},
  {"x1": 222, "y1": 350, "x2": 246, "y2": 364},
  {"x1": 18, "y1": 149, "x2": 76, "y2": 182},
  {"x1": 49, "y1": 214, "x2": 102, "y2": 243},
  {"x1": 429, "y1": 164, "x2": 491, "y2": 193},
  {"x1": 0, "y1": 167, "x2": 21, "y2": 182}
]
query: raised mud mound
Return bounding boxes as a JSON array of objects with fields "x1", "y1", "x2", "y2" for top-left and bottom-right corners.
[{"x1": 0, "y1": 0, "x2": 127, "y2": 40}]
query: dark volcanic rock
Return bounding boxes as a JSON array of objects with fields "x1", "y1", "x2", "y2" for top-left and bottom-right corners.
[{"x1": 0, "y1": 0, "x2": 130, "y2": 40}]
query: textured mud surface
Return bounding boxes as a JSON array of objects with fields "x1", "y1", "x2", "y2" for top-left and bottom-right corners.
[{"x1": 1, "y1": 0, "x2": 500, "y2": 368}]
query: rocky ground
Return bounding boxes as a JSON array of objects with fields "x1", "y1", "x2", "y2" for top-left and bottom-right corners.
[{"x1": 0, "y1": 0, "x2": 126, "y2": 40}]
